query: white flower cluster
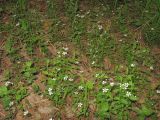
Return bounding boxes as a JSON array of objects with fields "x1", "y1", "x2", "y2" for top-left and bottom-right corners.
[
  {"x1": 74, "y1": 91, "x2": 79, "y2": 95},
  {"x1": 120, "y1": 83, "x2": 129, "y2": 90},
  {"x1": 78, "y1": 85, "x2": 84, "y2": 90},
  {"x1": 48, "y1": 88, "x2": 53, "y2": 95},
  {"x1": 126, "y1": 91, "x2": 131, "y2": 97},
  {"x1": 102, "y1": 81, "x2": 107, "y2": 85},
  {"x1": 63, "y1": 75, "x2": 74, "y2": 82},
  {"x1": 23, "y1": 110, "x2": 29, "y2": 116},
  {"x1": 76, "y1": 14, "x2": 85, "y2": 18},
  {"x1": 57, "y1": 47, "x2": 69, "y2": 57},
  {"x1": 102, "y1": 88, "x2": 109, "y2": 93},
  {"x1": 110, "y1": 82, "x2": 115, "y2": 86},
  {"x1": 78, "y1": 102, "x2": 83, "y2": 108}
]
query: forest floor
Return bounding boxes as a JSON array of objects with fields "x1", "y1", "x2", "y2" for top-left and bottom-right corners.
[{"x1": 0, "y1": 0, "x2": 160, "y2": 120}]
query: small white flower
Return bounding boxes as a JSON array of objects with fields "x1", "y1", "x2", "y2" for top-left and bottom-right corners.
[
  {"x1": 9, "y1": 101, "x2": 14, "y2": 107},
  {"x1": 68, "y1": 78, "x2": 74, "y2": 81},
  {"x1": 64, "y1": 76, "x2": 68, "y2": 80},
  {"x1": 5, "y1": 81, "x2": 13, "y2": 86},
  {"x1": 86, "y1": 10, "x2": 90, "y2": 15},
  {"x1": 16, "y1": 22, "x2": 20, "y2": 26},
  {"x1": 123, "y1": 83, "x2": 129, "y2": 89},
  {"x1": 52, "y1": 78, "x2": 56, "y2": 81},
  {"x1": 75, "y1": 61, "x2": 79, "y2": 64},
  {"x1": 48, "y1": 88, "x2": 52, "y2": 92},
  {"x1": 17, "y1": 61, "x2": 21, "y2": 64},
  {"x1": 74, "y1": 91, "x2": 79, "y2": 95},
  {"x1": 58, "y1": 55, "x2": 61, "y2": 57},
  {"x1": 119, "y1": 39, "x2": 123, "y2": 42},
  {"x1": 98, "y1": 25, "x2": 103, "y2": 30},
  {"x1": 78, "y1": 102, "x2": 83, "y2": 108},
  {"x1": 150, "y1": 66, "x2": 154, "y2": 70},
  {"x1": 151, "y1": 28, "x2": 155, "y2": 30},
  {"x1": 102, "y1": 88, "x2": 109, "y2": 93},
  {"x1": 57, "y1": 68, "x2": 61, "y2": 71},
  {"x1": 49, "y1": 118, "x2": 54, "y2": 120},
  {"x1": 49, "y1": 91, "x2": 53, "y2": 95},
  {"x1": 95, "y1": 73, "x2": 99, "y2": 78},
  {"x1": 23, "y1": 110, "x2": 29, "y2": 116},
  {"x1": 130, "y1": 63, "x2": 135, "y2": 67},
  {"x1": 62, "y1": 51, "x2": 67, "y2": 56},
  {"x1": 124, "y1": 83, "x2": 129, "y2": 87},
  {"x1": 79, "y1": 70, "x2": 84, "y2": 73},
  {"x1": 48, "y1": 88, "x2": 53, "y2": 95},
  {"x1": 80, "y1": 15, "x2": 85, "y2": 18},
  {"x1": 126, "y1": 91, "x2": 131, "y2": 97},
  {"x1": 57, "y1": 51, "x2": 61, "y2": 54},
  {"x1": 78, "y1": 86, "x2": 84, "y2": 90},
  {"x1": 110, "y1": 82, "x2": 114, "y2": 86},
  {"x1": 76, "y1": 14, "x2": 80, "y2": 17},
  {"x1": 63, "y1": 47, "x2": 69, "y2": 51},
  {"x1": 102, "y1": 81, "x2": 107, "y2": 85},
  {"x1": 156, "y1": 90, "x2": 160, "y2": 94},
  {"x1": 120, "y1": 83, "x2": 129, "y2": 90},
  {"x1": 92, "y1": 61, "x2": 95, "y2": 65},
  {"x1": 124, "y1": 34, "x2": 128, "y2": 37}
]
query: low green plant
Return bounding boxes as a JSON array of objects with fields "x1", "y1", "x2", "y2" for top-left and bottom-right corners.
[
  {"x1": 21, "y1": 61, "x2": 37, "y2": 84},
  {"x1": 4, "y1": 38, "x2": 20, "y2": 61},
  {"x1": 64, "y1": 0, "x2": 79, "y2": 21},
  {"x1": 42, "y1": 48, "x2": 79, "y2": 105},
  {"x1": 0, "y1": 86, "x2": 14, "y2": 109},
  {"x1": 87, "y1": 26, "x2": 115, "y2": 66},
  {"x1": 32, "y1": 83, "x2": 40, "y2": 93},
  {"x1": 15, "y1": 87, "x2": 27, "y2": 102},
  {"x1": 133, "y1": 105, "x2": 154, "y2": 120},
  {"x1": 122, "y1": 41, "x2": 154, "y2": 67},
  {"x1": 72, "y1": 80, "x2": 94, "y2": 117},
  {"x1": 71, "y1": 15, "x2": 85, "y2": 49},
  {"x1": 95, "y1": 69, "x2": 138, "y2": 119},
  {"x1": 16, "y1": 0, "x2": 27, "y2": 13}
]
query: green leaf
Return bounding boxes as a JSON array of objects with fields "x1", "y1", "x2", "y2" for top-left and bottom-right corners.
[
  {"x1": 25, "y1": 61, "x2": 33, "y2": 68},
  {"x1": 120, "y1": 98, "x2": 129, "y2": 105},
  {"x1": 141, "y1": 105, "x2": 153, "y2": 116},
  {"x1": 0, "y1": 86, "x2": 8, "y2": 97},
  {"x1": 135, "y1": 105, "x2": 154, "y2": 118},
  {"x1": 2, "y1": 96, "x2": 11, "y2": 109},
  {"x1": 15, "y1": 87, "x2": 27, "y2": 102},
  {"x1": 129, "y1": 95, "x2": 138, "y2": 101},
  {"x1": 86, "y1": 81, "x2": 94, "y2": 90}
]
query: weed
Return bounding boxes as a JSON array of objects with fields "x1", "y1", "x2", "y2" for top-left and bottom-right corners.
[
  {"x1": 64, "y1": 0, "x2": 79, "y2": 21},
  {"x1": 15, "y1": 87, "x2": 27, "y2": 102},
  {"x1": 87, "y1": 26, "x2": 115, "y2": 66},
  {"x1": 21, "y1": 61, "x2": 37, "y2": 84}
]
